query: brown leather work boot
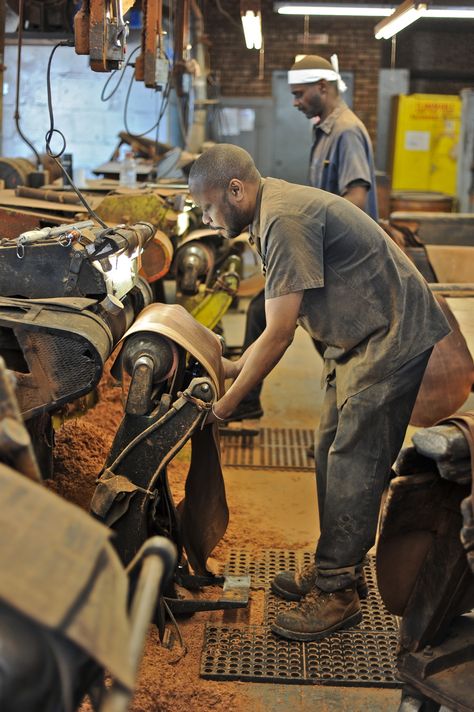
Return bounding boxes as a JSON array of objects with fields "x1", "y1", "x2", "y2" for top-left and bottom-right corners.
[
  {"x1": 271, "y1": 586, "x2": 362, "y2": 642},
  {"x1": 271, "y1": 563, "x2": 369, "y2": 601}
]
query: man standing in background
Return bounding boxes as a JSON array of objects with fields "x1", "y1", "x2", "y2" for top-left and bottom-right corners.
[
  {"x1": 289, "y1": 53, "x2": 377, "y2": 218},
  {"x1": 228, "y1": 53, "x2": 378, "y2": 422}
]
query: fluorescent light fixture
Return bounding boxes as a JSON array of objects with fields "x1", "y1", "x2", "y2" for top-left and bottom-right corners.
[
  {"x1": 241, "y1": 1, "x2": 263, "y2": 49},
  {"x1": 275, "y1": 3, "x2": 474, "y2": 20},
  {"x1": 241, "y1": 10, "x2": 263, "y2": 48},
  {"x1": 374, "y1": 0, "x2": 426, "y2": 38},
  {"x1": 425, "y1": 7, "x2": 474, "y2": 17},
  {"x1": 275, "y1": 4, "x2": 393, "y2": 15}
]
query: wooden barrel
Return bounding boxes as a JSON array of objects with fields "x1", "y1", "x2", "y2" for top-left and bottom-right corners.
[{"x1": 390, "y1": 191, "x2": 454, "y2": 214}]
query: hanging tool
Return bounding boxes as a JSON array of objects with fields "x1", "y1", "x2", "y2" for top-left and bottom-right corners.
[
  {"x1": 74, "y1": 0, "x2": 129, "y2": 72},
  {"x1": 135, "y1": 0, "x2": 169, "y2": 89}
]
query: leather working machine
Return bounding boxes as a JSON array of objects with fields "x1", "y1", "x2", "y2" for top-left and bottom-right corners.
[
  {"x1": 0, "y1": 219, "x2": 155, "y2": 471},
  {"x1": 0, "y1": 216, "x2": 249, "y2": 708},
  {"x1": 378, "y1": 414, "x2": 474, "y2": 712},
  {"x1": 0, "y1": 207, "x2": 248, "y2": 582}
]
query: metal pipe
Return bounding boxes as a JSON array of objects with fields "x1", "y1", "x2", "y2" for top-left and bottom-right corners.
[{"x1": 99, "y1": 537, "x2": 176, "y2": 712}]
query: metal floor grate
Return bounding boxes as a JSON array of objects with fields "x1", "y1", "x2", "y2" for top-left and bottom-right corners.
[
  {"x1": 203, "y1": 550, "x2": 401, "y2": 687},
  {"x1": 220, "y1": 427, "x2": 314, "y2": 470}
]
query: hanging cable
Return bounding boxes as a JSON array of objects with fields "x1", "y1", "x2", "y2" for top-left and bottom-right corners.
[
  {"x1": 14, "y1": 0, "x2": 41, "y2": 167},
  {"x1": 100, "y1": 45, "x2": 141, "y2": 102},
  {"x1": 44, "y1": 42, "x2": 108, "y2": 229},
  {"x1": 213, "y1": 0, "x2": 241, "y2": 29},
  {"x1": 163, "y1": 598, "x2": 187, "y2": 653},
  {"x1": 123, "y1": 65, "x2": 172, "y2": 138}
]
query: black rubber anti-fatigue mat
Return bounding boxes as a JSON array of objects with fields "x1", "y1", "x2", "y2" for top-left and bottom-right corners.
[
  {"x1": 201, "y1": 625, "x2": 400, "y2": 686},
  {"x1": 202, "y1": 549, "x2": 401, "y2": 687},
  {"x1": 219, "y1": 427, "x2": 314, "y2": 470}
]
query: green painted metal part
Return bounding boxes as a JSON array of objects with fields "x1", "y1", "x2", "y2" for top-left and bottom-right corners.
[
  {"x1": 190, "y1": 255, "x2": 241, "y2": 331},
  {"x1": 94, "y1": 192, "x2": 174, "y2": 229}
]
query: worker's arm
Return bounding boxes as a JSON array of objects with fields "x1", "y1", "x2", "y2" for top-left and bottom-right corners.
[
  {"x1": 343, "y1": 183, "x2": 369, "y2": 211},
  {"x1": 209, "y1": 291, "x2": 303, "y2": 422},
  {"x1": 221, "y1": 339, "x2": 258, "y2": 380}
]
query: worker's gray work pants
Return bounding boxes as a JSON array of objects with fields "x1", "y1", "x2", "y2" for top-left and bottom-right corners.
[{"x1": 314, "y1": 348, "x2": 432, "y2": 592}]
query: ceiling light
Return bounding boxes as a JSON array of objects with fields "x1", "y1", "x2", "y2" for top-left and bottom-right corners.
[
  {"x1": 241, "y1": 1, "x2": 263, "y2": 50},
  {"x1": 425, "y1": 7, "x2": 474, "y2": 17},
  {"x1": 275, "y1": 4, "x2": 394, "y2": 16},
  {"x1": 374, "y1": 0, "x2": 427, "y2": 39},
  {"x1": 275, "y1": 3, "x2": 474, "y2": 20}
]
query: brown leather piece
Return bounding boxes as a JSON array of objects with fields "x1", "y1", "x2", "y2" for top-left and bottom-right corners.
[
  {"x1": 116, "y1": 303, "x2": 228, "y2": 574},
  {"x1": 119, "y1": 303, "x2": 224, "y2": 396},
  {"x1": 410, "y1": 296, "x2": 474, "y2": 427},
  {"x1": 376, "y1": 473, "x2": 439, "y2": 616},
  {"x1": 178, "y1": 425, "x2": 229, "y2": 575},
  {"x1": 139, "y1": 229, "x2": 174, "y2": 283}
]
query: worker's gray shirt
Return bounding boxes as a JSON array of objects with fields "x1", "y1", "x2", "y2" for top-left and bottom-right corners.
[
  {"x1": 310, "y1": 99, "x2": 378, "y2": 220},
  {"x1": 249, "y1": 178, "x2": 450, "y2": 407}
]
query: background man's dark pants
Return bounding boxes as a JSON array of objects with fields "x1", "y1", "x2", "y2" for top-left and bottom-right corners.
[
  {"x1": 314, "y1": 348, "x2": 432, "y2": 592},
  {"x1": 239, "y1": 289, "x2": 266, "y2": 408},
  {"x1": 239, "y1": 289, "x2": 324, "y2": 409}
]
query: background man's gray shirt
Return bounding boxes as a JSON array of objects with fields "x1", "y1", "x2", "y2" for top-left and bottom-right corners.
[{"x1": 250, "y1": 178, "x2": 450, "y2": 407}]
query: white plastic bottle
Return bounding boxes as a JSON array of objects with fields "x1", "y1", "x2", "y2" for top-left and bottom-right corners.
[{"x1": 119, "y1": 151, "x2": 137, "y2": 188}]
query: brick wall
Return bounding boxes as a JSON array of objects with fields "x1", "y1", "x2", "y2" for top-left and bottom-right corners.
[
  {"x1": 393, "y1": 21, "x2": 474, "y2": 95},
  {"x1": 202, "y1": 0, "x2": 383, "y2": 145},
  {"x1": 202, "y1": 0, "x2": 474, "y2": 149}
]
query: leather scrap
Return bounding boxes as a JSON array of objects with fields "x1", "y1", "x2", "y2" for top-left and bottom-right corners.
[{"x1": 91, "y1": 469, "x2": 140, "y2": 527}]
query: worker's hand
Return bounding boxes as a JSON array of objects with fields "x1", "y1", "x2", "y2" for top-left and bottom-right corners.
[
  {"x1": 222, "y1": 357, "x2": 239, "y2": 380},
  {"x1": 205, "y1": 402, "x2": 228, "y2": 425}
]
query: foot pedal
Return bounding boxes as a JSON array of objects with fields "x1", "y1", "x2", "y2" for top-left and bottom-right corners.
[
  {"x1": 218, "y1": 575, "x2": 251, "y2": 605},
  {"x1": 165, "y1": 575, "x2": 251, "y2": 614}
]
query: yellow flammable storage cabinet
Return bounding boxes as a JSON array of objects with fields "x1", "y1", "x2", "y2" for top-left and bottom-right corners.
[{"x1": 390, "y1": 94, "x2": 461, "y2": 195}]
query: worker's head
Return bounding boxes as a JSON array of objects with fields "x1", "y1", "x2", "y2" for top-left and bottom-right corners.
[
  {"x1": 189, "y1": 144, "x2": 261, "y2": 240},
  {"x1": 288, "y1": 54, "x2": 346, "y2": 120}
]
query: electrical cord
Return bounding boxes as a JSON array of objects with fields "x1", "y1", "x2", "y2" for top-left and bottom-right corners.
[
  {"x1": 213, "y1": 0, "x2": 241, "y2": 29},
  {"x1": 162, "y1": 598, "x2": 187, "y2": 653},
  {"x1": 44, "y1": 41, "x2": 108, "y2": 229},
  {"x1": 123, "y1": 64, "x2": 172, "y2": 139},
  {"x1": 100, "y1": 44, "x2": 140, "y2": 102}
]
